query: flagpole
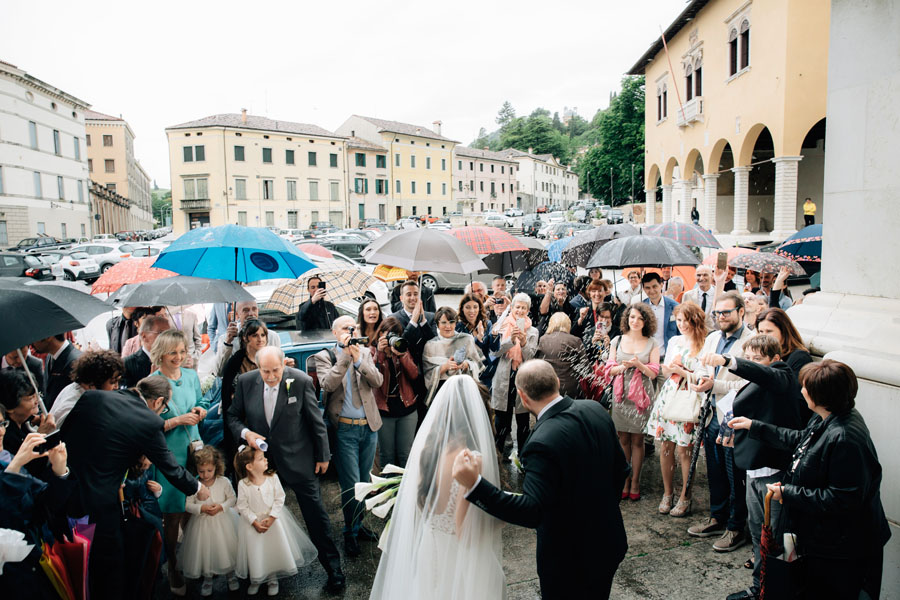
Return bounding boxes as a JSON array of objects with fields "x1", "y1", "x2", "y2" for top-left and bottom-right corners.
[{"x1": 660, "y1": 25, "x2": 688, "y2": 125}]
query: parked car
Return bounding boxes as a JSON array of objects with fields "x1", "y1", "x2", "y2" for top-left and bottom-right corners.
[
  {"x1": 606, "y1": 209, "x2": 624, "y2": 224},
  {"x1": 67, "y1": 243, "x2": 137, "y2": 272},
  {"x1": 417, "y1": 270, "x2": 515, "y2": 293},
  {"x1": 522, "y1": 214, "x2": 544, "y2": 237},
  {"x1": 310, "y1": 221, "x2": 334, "y2": 230},
  {"x1": 536, "y1": 206, "x2": 549, "y2": 214},
  {"x1": 505, "y1": 208, "x2": 524, "y2": 217},
  {"x1": 7, "y1": 236, "x2": 72, "y2": 254},
  {"x1": 0, "y1": 252, "x2": 54, "y2": 280},
  {"x1": 484, "y1": 214, "x2": 511, "y2": 228},
  {"x1": 546, "y1": 222, "x2": 593, "y2": 241},
  {"x1": 44, "y1": 250, "x2": 101, "y2": 281},
  {"x1": 317, "y1": 239, "x2": 369, "y2": 262},
  {"x1": 130, "y1": 245, "x2": 161, "y2": 258},
  {"x1": 573, "y1": 209, "x2": 588, "y2": 223},
  {"x1": 547, "y1": 211, "x2": 566, "y2": 224},
  {"x1": 426, "y1": 222, "x2": 452, "y2": 231},
  {"x1": 93, "y1": 234, "x2": 118, "y2": 242}
]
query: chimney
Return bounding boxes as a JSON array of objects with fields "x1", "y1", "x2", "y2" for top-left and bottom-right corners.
[
  {"x1": 241, "y1": 108, "x2": 247, "y2": 124},
  {"x1": 351, "y1": 130, "x2": 355, "y2": 137},
  {"x1": 432, "y1": 120, "x2": 442, "y2": 135},
  {"x1": 415, "y1": 127, "x2": 421, "y2": 135},
  {"x1": 483, "y1": 146, "x2": 489, "y2": 151},
  {"x1": 527, "y1": 147, "x2": 533, "y2": 154}
]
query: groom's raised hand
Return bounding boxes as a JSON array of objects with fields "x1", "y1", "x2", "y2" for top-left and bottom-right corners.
[{"x1": 452, "y1": 449, "x2": 482, "y2": 489}]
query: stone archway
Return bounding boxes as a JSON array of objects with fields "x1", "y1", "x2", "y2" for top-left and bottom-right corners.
[
  {"x1": 662, "y1": 156, "x2": 679, "y2": 222},
  {"x1": 731, "y1": 124, "x2": 776, "y2": 235},
  {"x1": 644, "y1": 164, "x2": 662, "y2": 225},
  {"x1": 704, "y1": 141, "x2": 735, "y2": 234},
  {"x1": 797, "y1": 118, "x2": 826, "y2": 230},
  {"x1": 677, "y1": 149, "x2": 705, "y2": 223}
]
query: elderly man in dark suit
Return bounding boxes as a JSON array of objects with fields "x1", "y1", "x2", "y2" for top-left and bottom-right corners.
[
  {"x1": 454, "y1": 359, "x2": 629, "y2": 600},
  {"x1": 226, "y1": 346, "x2": 346, "y2": 593},
  {"x1": 32, "y1": 334, "x2": 82, "y2": 409},
  {"x1": 61, "y1": 375, "x2": 207, "y2": 600},
  {"x1": 123, "y1": 315, "x2": 171, "y2": 388}
]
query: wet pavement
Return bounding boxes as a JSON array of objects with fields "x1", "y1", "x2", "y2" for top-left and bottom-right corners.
[{"x1": 154, "y1": 443, "x2": 752, "y2": 599}]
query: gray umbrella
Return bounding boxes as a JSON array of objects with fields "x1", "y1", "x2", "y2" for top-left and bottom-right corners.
[
  {"x1": 107, "y1": 275, "x2": 254, "y2": 306},
  {"x1": 363, "y1": 229, "x2": 486, "y2": 274},
  {"x1": 585, "y1": 233, "x2": 700, "y2": 269},
  {"x1": 560, "y1": 224, "x2": 639, "y2": 267},
  {"x1": 0, "y1": 278, "x2": 112, "y2": 355}
]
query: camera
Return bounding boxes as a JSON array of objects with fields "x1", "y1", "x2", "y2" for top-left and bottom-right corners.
[
  {"x1": 346, "y1": 325, "x2": 368, "y2": 346},
  {"x1": 386, "y1": 333, "x2": 408, "y2": 353}
]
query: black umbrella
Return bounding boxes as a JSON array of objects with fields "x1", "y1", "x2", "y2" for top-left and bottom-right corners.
[
  {"x1": 585, "y1": 233, "x2": 700, "y2": 269},
  {"x1": 514, "y1": 261, "x2": 575, "y2": 294},
  {"x1": 519, "y1": 237, "x2": 549, "y2": 269},
  {"x1": 0, "y1": 278, "x2": 111, "y2": 356},
  {"x1": 478, "y1": 236, "x2": 548, "y2": 275},
  {"x1": 107, "y1": 276, "x2": 254, "y2": 307},
  {"x1": 560, "y1": 224, "x2": 639, "y2": 267}
]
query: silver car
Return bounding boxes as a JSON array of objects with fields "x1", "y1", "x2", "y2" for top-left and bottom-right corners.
[{"x1": 418, "y1": 270, "x2": 513, "y2": 293}]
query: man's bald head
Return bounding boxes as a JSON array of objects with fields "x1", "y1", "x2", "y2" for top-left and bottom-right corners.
[
  {"x1": 332, "y1": 315, "x2": 355, "y2": 336},
  {"x1": 515, "y1": 359, "x2": 560, "y2": 409},
  {"x1": 256, "y1": 346, "x2": 285, "y2": 369},
  {"x1": 235, "y1": 300, "x2": 259, "y2": 322}
]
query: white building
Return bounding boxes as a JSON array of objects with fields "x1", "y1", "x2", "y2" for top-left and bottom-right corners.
[
  {"x1": 0, "y1": 60, "x2": 91, "y2": 246},
  {"x1": 452, "y1": 146, "x2": 518, "y2": 214},
  {"x1": 502, "y1": 148, "x2": 578, "y2": 213}
]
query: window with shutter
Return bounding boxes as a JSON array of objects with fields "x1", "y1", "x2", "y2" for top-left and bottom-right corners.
[
  {"x1": 234, "y1": 146, "x2": 245, "y2": 161},
  {"x1": 729, "y1": 28, "x2": 739, "y2": 75},
  {"x1": 183, "y1": 146, "x2": 193, "y2": 162},
  {"x1": 195, "y1": 145, "x2": 205, "y2": 161},
  {"x1": 740, "y1": 20, "x2": 750, "y2": 69}
]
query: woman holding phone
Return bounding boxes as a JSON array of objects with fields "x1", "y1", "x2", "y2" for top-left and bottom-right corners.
[
  {"x1": 457, "y1": 293, "x2": 499, "y2": 385},
  {"x1": 422, "y1": 307, "x2": 482, "y2": 404}
]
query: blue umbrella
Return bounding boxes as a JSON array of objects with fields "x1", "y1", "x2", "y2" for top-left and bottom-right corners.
[
  {"x1": 775, "y1": 224, "x2": 822, "y2": 262},
  {"x1": 547, "y1": 236, "x2": 575, "y2": 262},
  {"x1": 153, "y1": 225, "x2": 316, "y2": 282}
]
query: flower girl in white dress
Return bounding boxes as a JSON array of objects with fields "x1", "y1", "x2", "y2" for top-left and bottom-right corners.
[
  {"x1": 233, "y1": 445, "x2": 318, "y2": 596},
  {"x1": 179, "y1": 446, "x2": 240, "y2": 596}
]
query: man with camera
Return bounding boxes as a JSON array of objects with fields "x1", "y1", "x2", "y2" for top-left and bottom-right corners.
[
  {"x1": 314, "y1": 316, "x2": 384, "y2": 558},
  {"x1": 296, "y1": 275, "x2": 340, "y2": 331}
]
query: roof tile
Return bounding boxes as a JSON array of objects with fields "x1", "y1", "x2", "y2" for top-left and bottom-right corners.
[{"x1": 167, "y1": 113, "x2": 337, "y2": 138}]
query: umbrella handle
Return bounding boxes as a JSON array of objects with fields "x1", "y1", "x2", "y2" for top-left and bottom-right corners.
[
  {"x1": 764, "y1": 489, "x2": 774, "y2": 528},
  {"x1": 17, "y1": 348, "x2": 48, "y2": 415}
]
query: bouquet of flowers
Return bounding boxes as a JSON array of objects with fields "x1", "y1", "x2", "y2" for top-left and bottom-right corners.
[{"x1": 354, "y1": 464, "x2": 405, "y2": 550}]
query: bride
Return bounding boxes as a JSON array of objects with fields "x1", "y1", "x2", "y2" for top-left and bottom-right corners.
[{"x1": 369, "y1": 375, "x2": 505, "y2": 600}]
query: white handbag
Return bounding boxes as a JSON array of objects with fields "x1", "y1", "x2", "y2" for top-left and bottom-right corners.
[{"x1": 659, "y1": 372, "x2": 703, "y2": 422}]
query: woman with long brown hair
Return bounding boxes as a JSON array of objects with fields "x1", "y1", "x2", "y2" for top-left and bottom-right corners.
[
  {"x1": 357, "y1": 297, "x2": 383, "y2": 345},
  {"x1": 645, "y1": 302, "x2": 708, "y2": 517},
  {"x1": 457, "y1": 293, "x2": 498, "y2": 385},
  {"x1": 755, "y1": 307, "x2": 814, "y2": 426}
]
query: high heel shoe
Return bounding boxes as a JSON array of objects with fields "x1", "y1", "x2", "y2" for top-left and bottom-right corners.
[
  {"x1": 669, "y1": 498, "x2": 693, "y2": 517},
  {"x1": 621, "y1": 491, "x2": 629, "y2": 500},
  {"x1": 658, "y1": 494, "x2": 674, "y2": 514},
  {"x1": 629, "y1": 492, "x2": 641, "y2": 501}
]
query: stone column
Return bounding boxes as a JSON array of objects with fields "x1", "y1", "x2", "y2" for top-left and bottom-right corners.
[
  {"x1": 676, "y1": 179, "x2": 693, "y2": 223},
  {"x1": 731, "y1": 166, "x2": 752, "y2": 235},
  {"x1": 702, "y1": 174, "x2": 719, "y2": 232},
  {"x1": 771, "y1": 156, "x2": 803, "y2": 240},
  {"x1": 644, "y1": 188, "x2": 656, "y2": 225},
  {"x1": 661, "y1": 184, "x2": 673, "y2": 223}
]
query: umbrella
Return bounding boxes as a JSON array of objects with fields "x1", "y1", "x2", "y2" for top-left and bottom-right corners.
[
  {"x1": 448, "y1": 226, "x2": 527, "y2": 255},
  {"x1": 586, "y1": 234, "x2": 700, "y2": 269},
  {"x1": 372, "y1": 265, "x2": 411, "y2": 283},
  {"x1": 363, "y1": 229, "x2": 486, "y2": 274},
  {"x1": 685, "y1": 391, "x2": 714, "y2": 499},
  {"x1": 265, "y1": 268, "x2": 378, "y2": 314},
  {"x1": 774, "y1": 224, "x2": 822, "y2": 262},
  {"x1": 91, "y1": 257, "x2": 176, "y2": 295},
  {"x1": 729, "y1": 253, "x2": 805, "y2": 276},
  {"x1": 519, "y1": 237, "x2": 549, "y2": 269},
  {"x1": 361, "y1": 229, "x2": 404, "y2": 256},
  {"x1": 153, "y1": 225, "x2": 316, "y2": 283},
  {"x1": 560, "y1": 224, "x2": 640, "y2": 266},
  {"x1": 546, "y1": 236, "x2": 575, "y2": 262},
  {"x1": 514, "y1": 261, "x2": 575, "y2": 294},
  {"x1": 107, "y1": 276, "x2": 254, "y2": 307},
  {"x1": 295, "y1": 243, "x2": 334, "y2": 259},
  {"x1": 701, "y1": 246, "x2": 757, "y2": 266},
  {"x1": 645, "y1": 221, "x2": 722, "y2": 249}
]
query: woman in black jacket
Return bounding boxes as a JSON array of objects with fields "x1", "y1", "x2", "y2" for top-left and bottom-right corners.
[
  {"x1": 756, "y1": 307, "x2": 813, "y2": 425},
  {"x1": 730, "y1": 360, "x2": 890, "y2": 599}
]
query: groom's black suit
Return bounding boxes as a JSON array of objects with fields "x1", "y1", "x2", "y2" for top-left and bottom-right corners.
[
  {"x1": 466, "y1": 396, "x2": 629, "y2": 599},
  {"x1": 226, "y1": 367, "x2": 342, "y2": 575}
]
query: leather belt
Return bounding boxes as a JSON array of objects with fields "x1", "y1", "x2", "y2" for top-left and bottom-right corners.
[{"x1": 338, "y1": 417, "x2": 368, "y2": 426}]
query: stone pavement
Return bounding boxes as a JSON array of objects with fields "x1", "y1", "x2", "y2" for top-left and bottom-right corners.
[{"x1": 157, "y1": 443, "x2": 752, "y2": 599}]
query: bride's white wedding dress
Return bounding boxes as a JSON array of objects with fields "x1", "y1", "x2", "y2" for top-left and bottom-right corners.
[{"x1": 369, "y1": 376, "x2": 506, "y2": 600}]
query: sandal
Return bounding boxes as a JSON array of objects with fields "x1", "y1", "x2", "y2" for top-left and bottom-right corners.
[
  {"x1": 669, "y1": 498, "x2": 692, "y2": 518},
  {"x1": 658, "y1": 495, "x2": 674, "y2": 514}
]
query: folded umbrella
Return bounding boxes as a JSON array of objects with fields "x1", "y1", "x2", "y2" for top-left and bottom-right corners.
[
  {"x1": 153, "y1": 225, "x2": 316, "y2": 282},
  {"x1": 107, "y1": 276, "x2": 254, "y2": 307},
  {"x1": 560, "y1": 224, "x2": 640, "y2": 266},
  {"x1": 90, "y1": 257, "x2": 177, "y2": 295},
  {"x1": 644, "y1": 221, "x2": 722, "y2": 249},
  {"x1": 266, "y1": 267, "x2": 378, "y2": 314},
  {"x1": 774, "y1": 224, "x2": 822, "y2": 262},
  {"x1": 729, "y1": 252, "x2": 805, "y2": 276},
  {"x1": 586, "y1": 234, "x2": 700, "y2": 269},
  {"x1": 363, "y1": 229, "x2": 486, "y2": 274}
]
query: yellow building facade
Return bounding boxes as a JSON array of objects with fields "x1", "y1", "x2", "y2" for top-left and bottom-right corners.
[
  {"x1": 628, "y1": 0, "x2": 830, "y2": 240},
  {"x1": 336, "y1": 116, "x2": 456, "y2": 221},
  {"x1": 345, "y1": 137, "x2": 390, "y2": 225},
  {"x1": 166, "y1": 112, "x2": 348, "y2": 234}
]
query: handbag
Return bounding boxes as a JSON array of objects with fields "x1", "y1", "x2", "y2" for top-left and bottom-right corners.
[{"x1": 659, "y1": 373, "x2": 703, "y2": 422}]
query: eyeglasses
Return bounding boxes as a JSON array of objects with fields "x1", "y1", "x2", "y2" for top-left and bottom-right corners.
[
  {"x1": 0, "y1": 420, "x2": 8, "y2": 429},
  {"x1": 159, "y1": 403, "x2": 170, "y2": 416},
  {"x1": 439, "y1": 319, "x2": 457, "y2": 325},
  {"x1": 712, "y1": 308, "x2": 739, "y2": 318}
]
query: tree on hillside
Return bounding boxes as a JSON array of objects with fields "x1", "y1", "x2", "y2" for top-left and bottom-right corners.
[
  {"x1": 496, "y1": 101, "x2": 516, "y2": 130},
  {"x1": 576, "y1": 76, "x2": 645, "y2": 204},
  {"x1": 472, "y1": 127, "x2": 491, "y2": 150}
]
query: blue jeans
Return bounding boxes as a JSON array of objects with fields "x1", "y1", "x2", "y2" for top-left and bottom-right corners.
[
  {"x1": 334, "y1": 421, "x2": 378, "y2": 536},
  {"x1": 703, "y1": 417, "x2": 747, "y2": 531}
]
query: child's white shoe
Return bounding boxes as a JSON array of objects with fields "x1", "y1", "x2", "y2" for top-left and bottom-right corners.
[
  {"x1": 200, "y1": 577, "x2": 213, "y2": 596},
  {"x1": 267, "y1": 580, "x2": 279, "y2": 596},
  {"x1": 247, "y1": 582, "x2": 260, "y2": 595},
  {"x1": 227, "y1": 573, "x2": 240, "y2": 591}
]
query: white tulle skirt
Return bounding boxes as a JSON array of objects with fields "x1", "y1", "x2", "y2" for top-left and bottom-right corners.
[
  {"x1": 234, "y1": 509, "x2": 318, "y2": 584},
  {"x1": 179, "y1": 509, "x2": 240, "y2": 579}
]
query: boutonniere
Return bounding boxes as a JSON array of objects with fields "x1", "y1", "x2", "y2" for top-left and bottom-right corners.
[{"x1": 285, "y1": 378, "x2": 295, "y2": 394}]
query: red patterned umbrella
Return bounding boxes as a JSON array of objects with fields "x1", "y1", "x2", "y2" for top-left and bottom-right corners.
[
  {"x1": 448, "y1": 226, "x2": 528, "y2": 255},
  {"x1": 296, "y1": 243, "x2": 333, "y2": 259},
  {"x1": 90, "y1": 257, "x2": 176, "y2": 295},
  {"x1": 645, "y1": 221, "x2": 722, "y2": 249}
]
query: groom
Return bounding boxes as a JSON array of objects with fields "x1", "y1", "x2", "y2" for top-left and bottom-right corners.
[{"x1": 453, "y1": 359, "x2": 629, "y2": 599}]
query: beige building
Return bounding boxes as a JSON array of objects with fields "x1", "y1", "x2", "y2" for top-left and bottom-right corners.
[
  {"x1": 85, "y1": 109, "x2": 153, "y2": 231},
  {"x1": 335, "y1": 116, "x2": 457, "y2": 222},
  {"x1": 345, "y1": 137, "x2": 389, "y2": 225},
  {"x1": 628, "y1": 0, "x2": 830, "y2": 240},
  {"x1": 452, "y1": 146, "x2": 518, "y2": 213},
  {"x1": 503, "y1": 148, "x2": 579, "y2": 213},
  {"x1": 89, "y1": 180, "x2": 131, "y2": 235},
  {"x1": 166, "y1": 112, "x2": 348, "y2": 234}
]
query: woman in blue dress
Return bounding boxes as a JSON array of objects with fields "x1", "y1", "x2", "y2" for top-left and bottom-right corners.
[{"x1": 150, "y1": 329, "x2": 209, "y2": 596}]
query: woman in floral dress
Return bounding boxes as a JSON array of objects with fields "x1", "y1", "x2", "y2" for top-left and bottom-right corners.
[{"x1": 646, "y1": 302, "x2": 708, "y2": 518}]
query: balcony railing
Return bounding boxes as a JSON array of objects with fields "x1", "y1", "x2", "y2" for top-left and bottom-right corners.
[
  {"x1": 676, "y1": 96, "x2": 704, "y2": 127},
  {"x1": 181, "y1": 198, "x2": 210, "y2": 211}
]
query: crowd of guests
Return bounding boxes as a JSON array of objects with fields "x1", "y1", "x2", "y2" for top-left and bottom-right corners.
[{"x1": 0, "y1": 260, "x2": 890, "y2": 600}]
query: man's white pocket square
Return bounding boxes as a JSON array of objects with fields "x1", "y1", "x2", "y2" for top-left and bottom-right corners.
[{"x1": 287, "y1": 396, "x2": 298, "y2": 404}]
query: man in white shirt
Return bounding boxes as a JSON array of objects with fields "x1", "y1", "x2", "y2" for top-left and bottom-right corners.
[
  {"x1": 682, "y1": 265, "x2": 716, "y2": 329},
  {"x1": 617, "y1": 270, "x2": 643, "y2": 305}
]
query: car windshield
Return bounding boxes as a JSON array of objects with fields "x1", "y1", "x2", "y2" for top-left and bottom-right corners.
[
  {"x1": 119, "y1": 244, "x2": 134, "y2": 252},
  {"x1": 24, "y1": 256, "x2": 43, "y2": 267},
  {"x1": 18, "y1": 238, "x2": 37, "y2": 246}
]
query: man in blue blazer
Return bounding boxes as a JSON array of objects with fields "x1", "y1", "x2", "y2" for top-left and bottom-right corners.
[{"x1": 641, "y1": 272, "x2": 678, "y2": 359}]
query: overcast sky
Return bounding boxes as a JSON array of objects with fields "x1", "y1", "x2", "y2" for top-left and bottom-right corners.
[{"x1": 3, "y1": 0, "x2": 684, "y2": 187}]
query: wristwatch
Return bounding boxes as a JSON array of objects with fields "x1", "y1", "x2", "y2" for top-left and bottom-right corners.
[{"x1": 723, "y1": 355, "x2": 731, "y2": 367}]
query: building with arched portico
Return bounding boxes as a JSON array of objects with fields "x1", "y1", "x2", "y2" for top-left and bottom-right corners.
[{"x1": 628, "y1": 0, "x2": 829, "y2": 241}]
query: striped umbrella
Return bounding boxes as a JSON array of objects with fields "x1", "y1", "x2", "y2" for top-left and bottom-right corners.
[
  {"x1": 295, "y1": 243, "x2": 334, "y2": 259},
  {"x1": 774, "y1": 224, "x2": 822, "y2": 262},
  {"x1": 448, "y1": 226, "x2": 528, "y2": 254},
  {"x1": 91, "y1": 257, "x2": 176, "y2": 295},
  {"x1": 265, "y1": 267, "x2": 378, "y2": 314},
  {"x1": 729, "y1": 252, "x2": 805, "y2": 276},
  {"x1": 645, "y1": 221, "x2": 722, "y2": 249},
  {"x1": 373, "y1": 265, "x2": 411, "y2": 283}
]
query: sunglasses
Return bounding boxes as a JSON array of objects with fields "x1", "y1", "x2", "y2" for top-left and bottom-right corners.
[{"x1": 711, "y1": 308, "x2": 739, "y2": 318}]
